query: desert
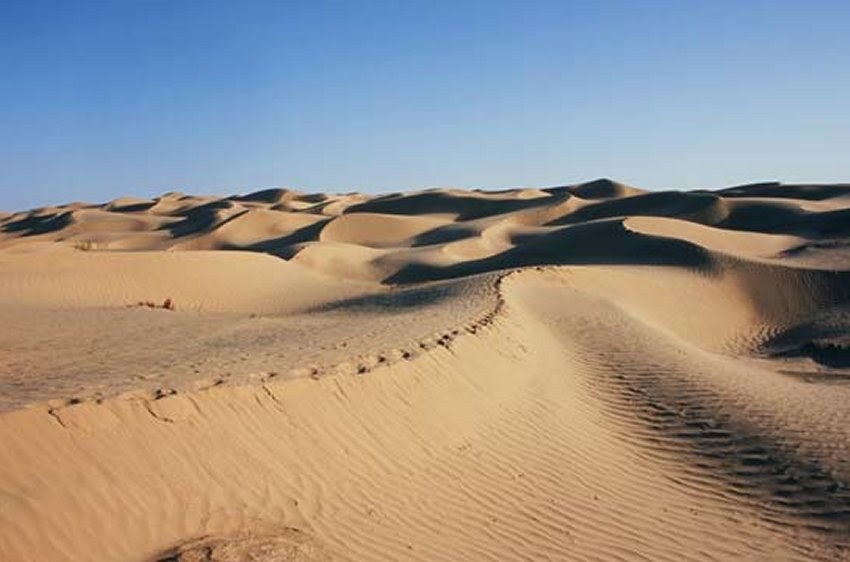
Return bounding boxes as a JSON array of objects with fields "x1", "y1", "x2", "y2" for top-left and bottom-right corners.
[{"x1": 1, "y1": 179, "x2": 849, "y2": 560}]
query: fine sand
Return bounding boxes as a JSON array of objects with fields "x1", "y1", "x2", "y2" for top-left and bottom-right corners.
[{"x1": 1, "y1": 179, "x2": 849, "y2": 561}]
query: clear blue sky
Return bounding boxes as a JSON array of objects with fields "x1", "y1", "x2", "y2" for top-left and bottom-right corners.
[{"x1": 2, "y1": 1, "x2": 848, "y2": 210}]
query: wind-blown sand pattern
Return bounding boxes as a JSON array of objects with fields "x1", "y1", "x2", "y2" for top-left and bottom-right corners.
[{"x1": 1, "y1": 179, "x2": 850, "y2": 561}]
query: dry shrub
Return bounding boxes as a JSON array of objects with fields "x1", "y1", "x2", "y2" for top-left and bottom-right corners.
[{"x1": 129, "y1": 298, "x2": 175, "y2": 311}]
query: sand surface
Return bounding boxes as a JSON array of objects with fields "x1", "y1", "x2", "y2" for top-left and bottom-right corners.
[{"x1": 1, "y1": 179, "x2": 850, "y2": 561}]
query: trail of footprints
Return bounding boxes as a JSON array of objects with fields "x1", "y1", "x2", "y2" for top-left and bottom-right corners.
[{"x1": 39, "y1": 270, "x2": 515, "y2": 424}]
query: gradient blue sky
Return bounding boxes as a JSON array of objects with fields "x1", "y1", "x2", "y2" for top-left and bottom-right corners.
[{"x1": 2, "y1": 1, "x2": 849, "y2": 210}]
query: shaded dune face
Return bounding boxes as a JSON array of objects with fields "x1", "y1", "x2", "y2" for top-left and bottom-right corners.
[
  {"x1": 2, "y1": 179, "x2": 849, "y2": 283},
  {"x1": 2, "y1": 179, "x2": 850, "y2": 562}
]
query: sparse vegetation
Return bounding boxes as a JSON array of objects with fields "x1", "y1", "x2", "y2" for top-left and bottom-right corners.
[
  {"x1": 72, "y1": 240, "x2": 98, "y2": 251},
  {"x1": 129, "y1": 298, "x2": 175, "y2": 311}
]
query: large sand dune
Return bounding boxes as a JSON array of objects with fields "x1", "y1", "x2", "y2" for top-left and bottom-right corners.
[{"x1": 1, "y1": 179, "x2": 849, "y2": 561}]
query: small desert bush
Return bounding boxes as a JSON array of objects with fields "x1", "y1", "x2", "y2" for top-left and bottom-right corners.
[
  {"x1": 129, "y1": 298, "x2": 175, "y2": 311},
  {"x1": 73, "y1": 240, "x2": 98, "y2": 251}
]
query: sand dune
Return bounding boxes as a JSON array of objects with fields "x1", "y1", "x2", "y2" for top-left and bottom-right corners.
[{"x1": 1, "y1": 179, "x2": 849, "y2": 561}]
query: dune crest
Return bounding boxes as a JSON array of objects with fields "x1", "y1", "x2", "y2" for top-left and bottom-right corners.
[{"x1": 1, "y1": 180, "x2": 850, "y2": 561}]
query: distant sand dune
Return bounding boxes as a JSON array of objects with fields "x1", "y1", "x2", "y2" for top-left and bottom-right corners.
[{"x1": 1, "y1": 180, "x2": 849, "y2": 561}]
